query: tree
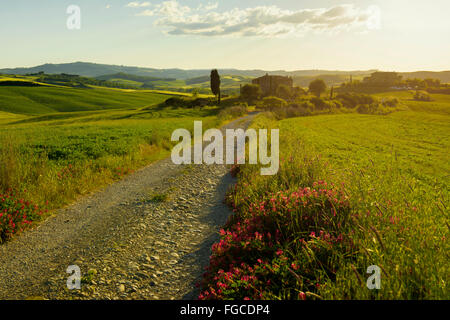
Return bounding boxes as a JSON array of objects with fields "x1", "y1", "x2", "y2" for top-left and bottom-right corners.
[
  {"x1": 309, "y1": 79, "x2": 327, "y2": 97},
  {"x1": 262, "y1": 96, "x2": 287, "y2": 110},
  {"x1": 276, "y1": 84, "x2": 292, "y2": 100},
  {"x1": 240, "y1": 84, "x2": 262, "y2": 103},
  {"x1": 191, "y1": 88, "x2": 200, "y2": 98},
  {"x1": 210, "y1": 69, "x2": 221, "y2": 104},
  {"x1": 423, "y1": 78, "x2": 441, "y2": 88},
  {"x1": 292, "y1": 86, "x2": 307, "y2": 98}
]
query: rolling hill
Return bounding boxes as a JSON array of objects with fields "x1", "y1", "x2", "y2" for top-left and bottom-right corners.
[
  {"x1": 0, "y1": 62, "x2": 379, "y2": 80},
  {"x1": 399, "y1": 71, "x2": 450, "y2": 82},
  {"x1": 0, "y1": 85, "x2": 172, "y2": 115},
  {"x1": 2, "y1": 63, "x2": 449, "y2": 94}
]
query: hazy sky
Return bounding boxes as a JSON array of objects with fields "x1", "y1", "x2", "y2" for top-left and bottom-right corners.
[{"x1": 1, "y1": 0, "x2": 449, "y2": 71}]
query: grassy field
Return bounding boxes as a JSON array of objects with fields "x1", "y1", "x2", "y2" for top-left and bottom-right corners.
[
  {"x1": 199, "y1": 92, "x2": 449, "y2": 300},
  {"x1": 0, "y1": 86, "x2": 175, "y2": 115},
  {"x1": 98, "y1": 73, "x2": 253, "y2": 94},
  {"x1": 375, "y1": 91, "x2": 450, "y2": 115},
  {"x1": 0, "y1": 84, "x2": 226, "y2": 242}
]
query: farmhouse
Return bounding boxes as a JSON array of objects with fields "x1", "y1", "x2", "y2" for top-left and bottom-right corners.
[{"x1": 252, "y1": 73, "x2": 293, "y2": 96}]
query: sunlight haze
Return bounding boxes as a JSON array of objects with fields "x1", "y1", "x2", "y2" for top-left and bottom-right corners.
[{"x1": 1, "y1": 0, "x2": 449, "y2": 71}]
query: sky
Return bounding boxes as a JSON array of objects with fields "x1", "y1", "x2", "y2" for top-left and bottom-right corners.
[{"x1": 1, "y1": 0, "x2": 449, "y2": 71}]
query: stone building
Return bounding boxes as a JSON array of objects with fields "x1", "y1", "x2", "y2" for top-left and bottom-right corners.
[{"x1": 251, "y1": 73, "x2": 293, "y2": 96}]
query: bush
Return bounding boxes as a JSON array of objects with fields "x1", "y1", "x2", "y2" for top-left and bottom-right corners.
[
  {"x1": 241, "y1": 84, "x2": 262, "y2": 103},
  {"x1": 256, "y1": 92, "x2": 402, "y2": 120},
  {"x1": 271, "y1": 102, "x2": 313, "y2": 119},
  {"x1": 310, "y1": 97, "x2": 333, "y2": 111},
  {"x1": 162, "y1": 97, "x2": 216, "y2": 108},
  {"x1": 163, "y1": 97, "x2": 188, "y2": 108},
  {"x1": 275, "y1": 84, "x2": 292, "y2": 100},
  {"x1": 199, "y1": 181, "x2": 353, "y2": 300},
  {"x1": 426, "y1": 87, "x2": 450, "y2": 94},
  {"x1": 413, "y1": 91, "x2": 432, "y2": 102},
  {"x1": 0, "y1": 190, "x2": 46, "y2": 243},
  {"x1": 308, "y1": 79, "x2": 327, "y2": 97},
  {"x1": 261, "y1": 96, "x2": 287, "y2": 111},
  {"x1": 286, "y1": 103, "x2": 312, "y2": 117},
  {"x1": 336, "y1": 93, "x2": 376, "y2": 109},
  {"x1": 356, "y1": 103, "x2": 377, "y2": 114},
  {"x1": 292, "y1": 87, "x2": 307, "y2": 99},
  {"x1": 218, "y1": 104, "x2": 248, "y2": 121},
  {"x1": 382, "y1": 97, "x2": 400, "y2": 108}
]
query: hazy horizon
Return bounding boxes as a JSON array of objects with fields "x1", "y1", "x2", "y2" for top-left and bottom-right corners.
[{"x1": 2, "y1": 60, "x2": 449, "y2": 74}]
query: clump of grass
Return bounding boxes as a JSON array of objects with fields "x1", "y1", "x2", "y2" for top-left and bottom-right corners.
[
  {"x1": 149, "y1": 192, "x2": 169, "y2": 203},
  {"x1": 0, "y1": 136, "x2": 18, "y2": 192},
  {"x1": 81, "y1": 269, "x2": 97, "y2": 285}
]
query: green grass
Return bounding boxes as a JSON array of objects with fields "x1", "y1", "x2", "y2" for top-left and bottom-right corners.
[
  {"x1": 223, "y1": 92, "x2": 449, "y2": 299},
  {"x1": 0, "y1": 86, "x2": 173, "y2": 115},
  {"x1": 375, "y1": 91, "x2": 450, "y2": 115},
  {"x1": 148, "y1": 192, "x2": 169, "y2": 203},
  {"x1": 280, "y1": 112, "x2": 449, "y2": 299},
  {"x1": 100, "y1": 73, "x2": 253, "y2": 94},
  {"x1": 1, "y1": 110, "x2": 220, "y2": 209},
  {"x1": 0, "y1": 84, "x2": 228, "y2": 241}
]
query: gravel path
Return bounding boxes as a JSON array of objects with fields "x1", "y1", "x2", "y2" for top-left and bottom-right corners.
[{"x1": 0, "y1": 114, "x2": 256, "y2": 300}]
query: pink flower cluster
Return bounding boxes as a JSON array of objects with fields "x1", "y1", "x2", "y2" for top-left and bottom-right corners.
[
  {"x1": 0, "y1": 190, "x2": 46, "y2": 242},
  {"x1": 199, "y1": 181, "x2": 352, "y2": 300},
  {"x1": 57, "y1": 164, "x2": 75, "y2": 181}
]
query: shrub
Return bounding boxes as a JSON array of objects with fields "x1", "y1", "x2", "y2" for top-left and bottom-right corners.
[
  {"x1": 413, "y1": 91, "x2": 432, "y2": 102},
  {"x1": 163, "y1": 97, "x2": 189, "y2": 108},
  {"x1": 310, "y1": 97, "x2": 331, "y2": 111},
  {"x1": 275, "y1": 84, "x2": 292, "y2": 100},
  {"x1": 149, "y1": 192, "x2": 169, "y2": 203},
  {"x1": 292, "y1": 87, "x2": 307, "y2": 99},
  {"x1": 241, "y1": 84, "x2": 262, "y2": 103},
  {"x1": 308, "y1": 79, "x2": 327, "y2": 97},
  {"x1": 199, "y1": 181, "x2": 353, "y2": 300},
  {"x1": 272, "y1": 102, "x2": 313, "y2": 119},
  {"x1": 218, "y1": 104, "x2": 248, "y2": 121},
  {"x1": 261, "y1": 96, "x2": 287, "y2": 110},
  {"x1": 0, "y1": 190, "x2": 46, "y2": 243},
  {"x1": 381, "y1": 97, "x2": 400, "y2": 108},
  {"x1": 162, "y1": 97, "x2": 216, "y2": 108},
  {"x1": 192, "y1": 97, "x2": 215, "y2": 107},
  {"x1": 336, "y1": 93, "x2": 376, "y2": 109},
  {"x1": 426, "y1": 87, "x2": 450, "y2": 94}
]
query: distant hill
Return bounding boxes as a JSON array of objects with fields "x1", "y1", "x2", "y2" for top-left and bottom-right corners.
[
  {"x1": 0, "y1": 62, "x2": 378, "y2": 80},
  {"x1": 185, "y1": 75, "x2": 211, "y2": 85},
  {"x1": 400, "y1": 71, "x2": 450, "y2": 83},
  {"x1": 1, "y1": 62, "x2": 449, "y2": 85},
  {"x1": 96, "y1": 72, "x2": 175, "y2": 83},
  {"x1": 293, "y1": 74, "x2": 367, "y2": 87}
]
